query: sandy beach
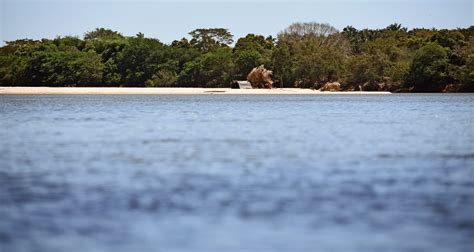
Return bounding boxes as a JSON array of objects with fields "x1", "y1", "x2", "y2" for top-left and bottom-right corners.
[{"x1": 0, "y1": 87, "x2": 392, "y2": 95}]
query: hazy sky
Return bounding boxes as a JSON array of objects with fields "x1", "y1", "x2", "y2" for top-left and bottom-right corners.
[{"x1": 1, "y1": 0, "x2": 473, "y2": 45}]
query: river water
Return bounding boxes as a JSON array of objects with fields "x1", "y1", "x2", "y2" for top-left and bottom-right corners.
[{"x1": 1, "y1": 94, "x2": 473, "y2": 252}]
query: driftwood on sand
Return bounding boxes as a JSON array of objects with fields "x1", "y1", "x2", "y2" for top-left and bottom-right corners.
[
  {"x1": 247, "y1": 65, "x2": 273, "y2": 89},
  {"x1": 319, "y1": 82, "x2": 341, "y2": 91}
]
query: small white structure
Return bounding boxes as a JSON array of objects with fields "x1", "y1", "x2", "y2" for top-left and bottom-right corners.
[
  {"x1": 231, "y1": 81, "x2": 253, "y2": 89},
  {"x1": 238, "y1": 81, "x2": 253, "y2": 89}
]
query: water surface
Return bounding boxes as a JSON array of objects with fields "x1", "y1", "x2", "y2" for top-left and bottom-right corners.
[{"x1": 1, "y1": 94, "x2": 473, "y2": 252}]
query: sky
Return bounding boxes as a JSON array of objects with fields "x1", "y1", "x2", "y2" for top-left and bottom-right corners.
[{"x1": 1, "y1": 0, "x2": 473, "y2": 45}]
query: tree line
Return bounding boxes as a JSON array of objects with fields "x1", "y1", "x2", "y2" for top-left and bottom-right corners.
[{"x1": 1, "y1": 23, "x2": 473, "y2": 92}]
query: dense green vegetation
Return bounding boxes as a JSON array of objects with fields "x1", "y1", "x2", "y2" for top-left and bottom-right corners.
[{"x1": 1, "y1": 23, "x2": 473, "y2": 92}]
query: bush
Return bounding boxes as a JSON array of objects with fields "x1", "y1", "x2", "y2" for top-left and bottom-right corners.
[
  {"x1": 146, "y1": 69, "x2": 178, "y2": 87},
  {"x1": 406, "y1": 43, "x2": 449, "y2": 92}
]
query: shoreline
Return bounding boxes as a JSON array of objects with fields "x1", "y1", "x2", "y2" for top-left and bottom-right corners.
[{"x1": 0, "y1": 87, "x2": 392, "y2": 95}]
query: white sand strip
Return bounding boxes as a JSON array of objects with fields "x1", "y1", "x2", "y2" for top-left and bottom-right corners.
[{"x1": 0, "y1": 87, "x2": 392, "y2": 95}]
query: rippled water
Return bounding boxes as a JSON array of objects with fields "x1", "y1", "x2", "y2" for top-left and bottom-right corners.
[{"x1": 1, "y1": 94, "x2": 473, "y2": 252}]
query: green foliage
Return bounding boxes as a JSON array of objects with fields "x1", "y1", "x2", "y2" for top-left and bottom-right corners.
[
  {"x1": 178, "y1": 47, "x2": 233, "y2": 87},
  {"x1": 0, "y1": 24, "x2": 472, "y2": 91},
  {"x1": 53, "y1": 36, "x2": 85, "y2": 51},
  {"x1": 0, "y1": 54, "x2": 27, "y2": 85},
  {"x1": 234, "y1": 34, "x2": 273, "y2": 52},
  {"x1": 189, "y1": 28, "x2": 233, "y2": 52},
  {"x1": 273, "y1": 22, "x2": 349, "y2": 88},
  {"x1": 27, "y1": 49, "x2": 103, "y2": 86},
  {"x1": 342, "y1": 26, "x2": 381, "y2": 53},
  {"x1": 346, "y1": 37, "x2": 410, "y2": 90},
  {"x1": 271, "y1": 43, "x2": 292, "y2": 87},
  {"x1": 112, "y1": 35, "x2": 167, "y2": 86},
  {"x1": 171, "y1": 38, "x2": 193, "y2": 49},
  {"x1": 407, "y1": 43, "x2": 450, "y2": 92},
  {"x1": 450, "y1": 38, "x2": 474, "y2": 91},
  {"x1": 431, "y1": 30, "x2": 466, "y2": 49},
  {"x1": 84, "y1": 28, "x2": 123, "y2": 40},
  {"x1": 234, "y1": 49, "x2": 263, "y2": 78},
  {"x1": 233, "y1": 34, "x2": 273, "y2": 78},
  {"x1": 347, "y1": 53, "x2": 385, "y2": 85},
  {"x1": 146, "y1": 69, "x2": 177, "y2": 87}
]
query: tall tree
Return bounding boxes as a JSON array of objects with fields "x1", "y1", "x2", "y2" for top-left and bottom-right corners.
[
  {"x1": 189, "y1": 28, "x2": 233, "y2": 52},
  {"x1": 178, "y1": 47, "x2": 233, "y2": 87},
  {"x1": 407, "y1": 42, "x2": 449, "y2": 92},
  {"x1": 84, "y1": 28, "x2": 124, "y2": 40},
  {"x1": 274, "y1": 22, "x2": 350, "y2": 88},
  {"x1": 233, "y1": 34, "x2": 274, "y2": 79}
]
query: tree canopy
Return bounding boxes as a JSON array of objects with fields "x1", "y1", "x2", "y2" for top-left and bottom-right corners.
[
  {"x1": 188, "y1": 28, "x2": 233, "y2": 52},
  {"x1": 1, "y1": 23, "x2": 473, "y2": 92}
]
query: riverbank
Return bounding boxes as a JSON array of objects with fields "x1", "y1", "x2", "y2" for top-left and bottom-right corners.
[{"x1": 0, "y1": 87, "x2": 392, "y2": 95}]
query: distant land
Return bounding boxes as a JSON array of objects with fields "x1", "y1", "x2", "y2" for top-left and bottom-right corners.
[
  {"x1": 1, "y1": 23, "x2": 473, "y2": 92},
  {"x1": 0, "y1": 87, "x2": 394, "y2": 95}
]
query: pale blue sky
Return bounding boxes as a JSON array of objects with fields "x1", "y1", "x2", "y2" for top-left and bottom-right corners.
[{"x1": 1, "y1": 0, "x2": 473, "y2": 45}]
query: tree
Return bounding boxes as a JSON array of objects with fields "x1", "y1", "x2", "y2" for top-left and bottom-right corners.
[
  {"x1": 233, "y1": 34, "x2": 273, "y2": 53},
  {"x1": 346, "y1": 53, "x2": 385, "y2": 85},
  {"x1": 84, "y1": 38, "x2": 128, "y2": 85},
  {"x1": 406, "y1": 42, "x2": 449, "y2": 92},
  {"x1": 279, "y1": 22, "x2": 338, "y2": 40},
  {"x1": 189, "y1": 28, "x2": 233, "y2": 52},
  {"x1": 53, "y1": 36, "x2": 85, "y2": 51},
  {"x1": 0, "y1": 39, "x2": 42, "y2": 85},
  {"x1": 171, "y1": 38, "x2": 193, "y2": 49},
  {"x1": 385, "y1": 23, "x2": 407, "y2": 32},
  {"x1": 345, "y1": 36, "x2": 411, "y2": 90},
  {"x1": 178, "y1": 47, "x2": 233, "y2": 87},
  {"x1": 1, "y1": 25, "x2": 472, "y2": 91},
  {"x1": 25, "y1": 49, "x2": 103, "y2": 86},
  {"x1": 84, "y1": 28, "x2": 123, "y2": 40},
  {"x1": 146, "y1": 69, "x2": 177, "y2": 87},
  {"x1": 112, "y1": 35, "x2": 166, "y2": 86},
  {"x1": 449, "y1": 37, "x2": 474, "y2": 91},
  {"x1": 233, "y1": 34, "x2": 273, "y2": 79},
  {"x1": 274, "y1": 22, "x2": 350, "y2": 88},
  {"x1": 271, "y1": 43, "x2": 292, "y2": 87},
  {"x1": 431, "y1": 30, "x2": 466, "y2": 49},
  {"x1": 234, "y1": 49, "x2": 264, "y2": 79},
  {"x1": 342, "y1": 26, "x2": 363, "y2": 53}
]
